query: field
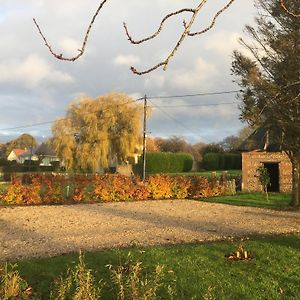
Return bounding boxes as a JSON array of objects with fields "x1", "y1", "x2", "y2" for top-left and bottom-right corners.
[{"x1": 7, "y1": 234, "x2": 300, "y2": 299}]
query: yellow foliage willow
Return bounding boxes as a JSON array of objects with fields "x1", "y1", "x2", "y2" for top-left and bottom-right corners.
[{"x1": 51, "y1": 92, "x2": 143, "y2": 171}]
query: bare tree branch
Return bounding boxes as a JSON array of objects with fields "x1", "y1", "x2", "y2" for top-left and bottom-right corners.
[
  {"x1": 33, "y1": 0, "x2": 109, "y2": 61},
  {"x1": 280, "y1": 0, "x2": 300, "y2": 17},
  {"x1": 123, "y1": 8, "x2": 196, "y2": 44},
  {"x1": 33, "y1": 0, "x2": 298, "y2": 75},
  {"x1": 188, "y1": 0, "x2": 236, "y2": 36}
]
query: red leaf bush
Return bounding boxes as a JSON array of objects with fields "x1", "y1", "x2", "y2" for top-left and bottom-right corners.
[{"x1": 1, "y1": 174, "x2": 233, "y2": 205}]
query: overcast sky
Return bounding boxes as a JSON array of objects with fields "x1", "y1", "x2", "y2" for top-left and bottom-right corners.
[{"x1": 0, "y1": 0, "x2": 257, "y2": 144}]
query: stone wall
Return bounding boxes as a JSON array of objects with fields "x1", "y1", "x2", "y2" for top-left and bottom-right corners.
[{"x1": 242, "y1": 151, "x2": 292, "y2": 192}]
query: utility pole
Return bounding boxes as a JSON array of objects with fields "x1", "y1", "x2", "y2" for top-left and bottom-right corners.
[{"x1": 142, "y1": 95, "x2": 147, "y2": 181}]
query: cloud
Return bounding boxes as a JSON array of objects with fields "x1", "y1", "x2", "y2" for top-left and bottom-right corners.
[
  {"x1": 113, "y1": 54, "x2": 140, "y2": 66},
  {"x1": 0, "y1": 54, "x2": 73, "y2": 88},
  {"x1": 204, "y1": 31, "x2": 253, "y2": 57},
  {"x1": 145, "y1": 57, "x2": 218, "y2": 90},
  {"x1": 59, "y1": 38, "x2": 82, "y2": 56}
]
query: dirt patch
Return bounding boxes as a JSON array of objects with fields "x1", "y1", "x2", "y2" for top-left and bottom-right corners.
[{"x1": 0, "y1": 200, "x2": 299, "y2": 261}]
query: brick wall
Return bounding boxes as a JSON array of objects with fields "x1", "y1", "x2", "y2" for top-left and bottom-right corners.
[{"x1": 242, "y1": 151, "x2": 292, "y2": 192}]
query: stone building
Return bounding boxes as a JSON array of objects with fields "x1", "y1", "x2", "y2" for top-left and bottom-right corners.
[{"x1": 240, "y1": 128, "x2": 292, "y2": 193}]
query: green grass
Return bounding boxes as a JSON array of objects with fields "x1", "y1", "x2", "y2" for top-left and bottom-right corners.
[
  {"x1": 167, "y1": 169, "x2": 242, "y2": 178},
  {"x1": 11, "y1": 234, "x2": 300, "y2": 299},
  {"x1": 202, "y1": 192, "x2": 292, "y2": 210}
]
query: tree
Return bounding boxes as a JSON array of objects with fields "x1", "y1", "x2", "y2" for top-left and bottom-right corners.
[
  {"x1": 231, "y1": 0, "x2": 300, "y2": 206},
  {"x1": 6, "y1": 134, "x2": 37, "y2": 156},
  {"x1": 155, "y1": 136, "x2": 190, "y2": 153},
  {"x1": 256, "y1": 166, "x2": 271, "y2": 201},
  {"x1": 146, "y1": 137, "x2": 159, "y2": 152},
  {"x1": 33, "y1": 1, "x2": 298, "y2": 75},
  {"x1": 201, "y1": 143, "x2": 224, "y2": 155},
  {"x1": 219, "y1": 126, "x2": 256, "y2": 152},
  {"x1": 51, "y1": 92, "x2": 143, "y2": 172}
]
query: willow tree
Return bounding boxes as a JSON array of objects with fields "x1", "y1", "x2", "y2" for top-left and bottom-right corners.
[
  {"x1": 51, "y1": 92, "x2": 143, "y2": 171},
  {"x1": 231, "y1": 0, "x2": 300, "y2": 206}
]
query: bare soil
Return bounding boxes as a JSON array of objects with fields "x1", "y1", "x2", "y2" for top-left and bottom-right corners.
[{"x1": 0, "y1": 200, "x2": 299, "y2": 261}]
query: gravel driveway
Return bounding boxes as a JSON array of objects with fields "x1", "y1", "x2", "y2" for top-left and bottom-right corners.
[{"x1": 1, "y1": 200, "x2": 299, "y2": 261}]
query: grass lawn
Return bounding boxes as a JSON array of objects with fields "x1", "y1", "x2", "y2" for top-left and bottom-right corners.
[
  {"x1": 202, "y1": 192, "x2": 292, "y2": 210},
  {"x1": 167, "y1": 169, "x2": 242, "y2": 178},
  {"x1": 10, "y1": 234, "x2": 300, "y2": 299}
]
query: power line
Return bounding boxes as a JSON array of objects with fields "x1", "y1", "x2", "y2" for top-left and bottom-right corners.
[
  {"x1": 150, "y1": 102, "x2": 236, "y2": 108},
  {"x1": 148, "y1": 99, "x2": 202, "y2": 138},
  {"x1": 0, "y1": 98, "x2": 144, "y2": 132},
  {"x1": 147, "y1": 90, "x2": 239, "y2": 100},
  {"x1": 0, "y1": 89, "x2": 240, "y2": 132}
]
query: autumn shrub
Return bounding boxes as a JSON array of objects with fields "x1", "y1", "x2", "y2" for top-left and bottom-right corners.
[
  {"x1": 169, "y1": 176, "x2": 192, "y2": 199},
  {"x1": 146, "y1": 175, "x2": 173, "y2": 199},
  {"x1": 72, "y1": 174, "x2": 95, "y2": 202},
  {"x1": 92, "y1": 174, "x2": 135, "y2": 202},
  {"x1": 2, "y1": 176, "x2": 41, "y2": 205},
  {"x1": 132, "y1": 177, "x2": 150, "y2": 200},
  {"x1": 39, "y1": 174, "x2": 67, "y2": 204},
  {"x1": 188, "y1": 176, "x2": 223, "y2": 199}
]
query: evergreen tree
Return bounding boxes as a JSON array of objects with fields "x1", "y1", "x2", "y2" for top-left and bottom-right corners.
[{"x1": 232, "y1": 0, "x2": 300, "y2": 206}]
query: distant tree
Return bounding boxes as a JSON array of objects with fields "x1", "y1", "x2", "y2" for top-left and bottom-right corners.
[
  {"x1": 231, "y1": 0, "x2": 300, "y2": 207},
  {"x1": 51, "y1": 92, "x2": 143, "y2": 171},
  {"x1": 219, "y1": 126, "x2": 256, "y2": 152},
  {"x1": 201, "y1": 143, "x2": 224, "y2": 155},
  {"x1": 219, "y1": 135, "x2": 241, "y2": 152},
  {"x1": 6, "y1": 134, "x2": 37, "y2": 156},
  {"x1": 146, "y1": 137, "x2": 159, "y2": 152},
  {"x1": 155, "y1": 136, "x2": 190, "y2": 153},
  {"x1": 190, "y1": 142, "x2": 207, "y2": 162}
]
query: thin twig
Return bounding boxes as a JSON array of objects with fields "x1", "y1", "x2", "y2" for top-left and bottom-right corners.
[
  {"x1": 123, "y1": 9, "x2": 196, "y2": 44},
  {"x1": 189, "y1": 0, "x2": 236, "y2": 36},
  {"x1": 33, "y1": 0, "x2": 109, "y2": 61},
  {"x1": 131, "y1": 0, "x2": 210, "y2": 75},
  {"x1": 280, "y1": 0, "x2": 300, "y2": 17}
]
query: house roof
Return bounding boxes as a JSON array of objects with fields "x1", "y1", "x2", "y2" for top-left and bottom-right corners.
[
  {"x1": 12, "y1": 148, "x2": 27, "y2": 157},
  {"x1": 238, "y1": 127, "x2": 281, "y2": 152},
  {"x1": 34, "y1": 143, "x2": 56, "y2": 156}
]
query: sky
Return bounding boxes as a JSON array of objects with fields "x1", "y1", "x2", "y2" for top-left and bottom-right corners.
[{"x1": 0, "y1": 0, "x2": 257, "y2": 144}]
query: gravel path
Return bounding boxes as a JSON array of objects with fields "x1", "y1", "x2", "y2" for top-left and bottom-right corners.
[{"x1": 1, "y1": 200, "x2": 299, "y2": 261}]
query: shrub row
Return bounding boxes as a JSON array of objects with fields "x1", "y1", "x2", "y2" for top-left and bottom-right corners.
[
  {"x1": 202, "y1": 153, "x2": 241, "y2": 171},
  {"x1": 0, "y1": 174, "x2": 235, "y2": 205},
  {"x1": 134, "y1": 152, "x2": 193, "y2": 174}
]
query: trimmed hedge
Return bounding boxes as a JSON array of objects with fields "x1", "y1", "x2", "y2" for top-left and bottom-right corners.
[
  {"x1": 135, "y1": 152, "x2": 193, "y2": 175},
  {"x1": 0, "y1": 174, "x2": 235, "y2": 205},
  {"x1": 202, "y1": 153, "x2": 241, "y2": 171}
]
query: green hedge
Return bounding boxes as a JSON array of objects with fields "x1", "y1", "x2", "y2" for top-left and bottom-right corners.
[
  {"x1": 202, "y1": 153, "x2": 241, "y2": 171},
  {"x1": 135, "y1": 152, "x2": 194, "y2": 175}
]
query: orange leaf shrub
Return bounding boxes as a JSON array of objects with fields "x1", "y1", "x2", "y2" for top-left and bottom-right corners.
[
  {"x1": 2, "y1": 176, "x2": 41, "y2": 205},
  {"x1": 146, "y1": 175, "x2": 173, "y2": 200},
  {"x1": 72, "y1": 174, "x2": 94, "y2": 202},
  {"x1": 92, "y1": 174, "x2": 135, "y2": 201},
  {"x1": 39, "y1": 174, "x2": 67, "y2": 204},
  {"x1": 132, "y1": 177, "x2": 150, "y2": 200},
  {"x1": 169, "y1": 176, "x2": 192, "y2": 199},
  {"x1": 188, "y1": 176, "x2": 223, "y2": 198}
]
